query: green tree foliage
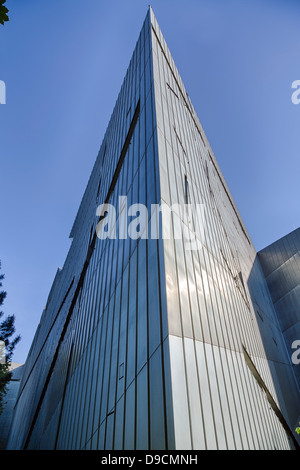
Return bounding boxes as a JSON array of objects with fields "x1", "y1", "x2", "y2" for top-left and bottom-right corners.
[
  {"x1": 0, "y1": 1, "x2": 9, "y2": 26},
  {"x1": 0, "y1": 261, "x2": 20, "y2": 414}
]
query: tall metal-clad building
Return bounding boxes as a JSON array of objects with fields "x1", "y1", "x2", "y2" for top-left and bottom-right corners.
[{"x1": 7, "y1": 8, "x2": 300, "y2": 450}]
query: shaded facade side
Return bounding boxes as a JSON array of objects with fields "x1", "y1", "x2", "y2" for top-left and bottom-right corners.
[
  {"x1": 149, "y1": 9, "x2": 300, "y2": 449},
  {"x1": 7, "y1": 10, "x2": 175, "y2": 450},
  {"x1": 258, "y1": 228, "x2": 300, "y2": 428},
  {"x1": 0, "y1": 363, "x2": 24, "y2": 449}
]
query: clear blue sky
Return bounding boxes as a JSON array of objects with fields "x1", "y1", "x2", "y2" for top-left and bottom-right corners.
[{"x1": 1, "y1": 0, "x2": 300, "y2": 364}]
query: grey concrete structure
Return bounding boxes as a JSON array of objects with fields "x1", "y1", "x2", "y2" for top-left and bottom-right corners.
[{"x1": 6, "y1": 8, "x2": 300, "y2": 450}]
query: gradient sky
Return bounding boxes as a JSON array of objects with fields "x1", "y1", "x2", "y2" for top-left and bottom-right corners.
[{"x1": 1, "y1": 0, "x2": 300, "y2": 364}]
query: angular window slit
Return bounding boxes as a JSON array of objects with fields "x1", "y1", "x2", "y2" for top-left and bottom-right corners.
[
  {"x1": 242, "y1": 344, "x2": 298, "y2": 449},
  {"x1": 184, "y1": 175, "x2": 189, "y2": 205},
  {"x1": 166, "y1": 82, "x2": 179, "y2": 100},
  {"x1": 102, "y1": 145, "x2": 107, "y2": 165},
  {"x1": 119, "y1": 363, "x2": 124, "y2": 380},
  {"x1": 257, "y1": 310, "x2": 264, "y2": 322},
  {"x1": 173, "y1": 126, "x2": 187, "y2": 156},
  {"x1": 96, "y1": 177, "x2": 102, "y2": 199}
]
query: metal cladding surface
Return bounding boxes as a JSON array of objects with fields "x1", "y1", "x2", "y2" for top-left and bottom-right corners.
[{"x1": 6, "y1": 8, "x2": 300, "y2": 450}]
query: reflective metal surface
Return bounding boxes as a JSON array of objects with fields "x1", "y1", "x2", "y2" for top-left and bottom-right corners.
[{"x1": 6, "y1": 8, "x2": 300, "y2": 450}]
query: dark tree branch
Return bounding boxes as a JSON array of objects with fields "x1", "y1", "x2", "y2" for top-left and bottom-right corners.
[{"x1": 0, "y1": 1, "x2": 9, "y2": 26}]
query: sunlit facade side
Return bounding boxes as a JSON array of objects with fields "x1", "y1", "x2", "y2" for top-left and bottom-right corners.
[
  {"x1": 7, "y1": 8, "x2": 300, "y2": 450},
  {"x1": 150, "y1": 10, "x2": 299, "y2": 450}
]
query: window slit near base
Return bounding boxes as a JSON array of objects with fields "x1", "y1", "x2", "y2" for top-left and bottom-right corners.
[{"x1": 242, "y1": 344, "x2": 299, "y2": 450}]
